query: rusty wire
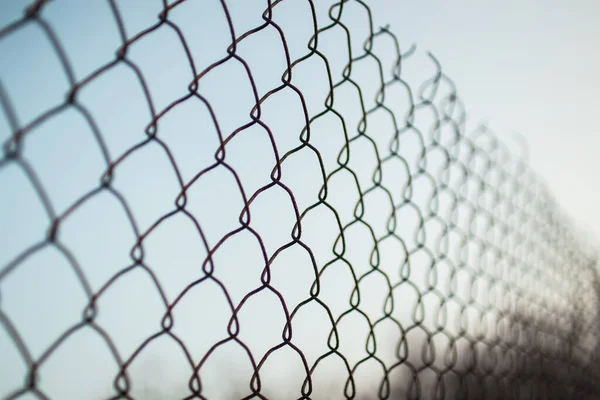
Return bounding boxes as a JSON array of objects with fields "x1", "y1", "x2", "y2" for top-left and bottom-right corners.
[{"x1": 1, "y1": 0, "x2": 600, "y2": 399}]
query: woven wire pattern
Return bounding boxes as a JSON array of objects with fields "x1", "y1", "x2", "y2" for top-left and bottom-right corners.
[{"x1": 1, "y1": 0, "x2": 600, "y2": 399}]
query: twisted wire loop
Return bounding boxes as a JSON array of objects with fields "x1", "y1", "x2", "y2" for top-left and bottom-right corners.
[{"x1": 1, "y1": 0, "x2": 599, "y2": 399}]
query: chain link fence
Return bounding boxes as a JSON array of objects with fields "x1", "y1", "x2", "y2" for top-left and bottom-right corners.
[{"x1": 1, "y1": 0, "x2": 600, "y2": 399}]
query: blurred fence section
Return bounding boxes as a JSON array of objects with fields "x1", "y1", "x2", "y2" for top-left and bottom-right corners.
[{"x1": 1, "y1": 0, "x2": 600, "y2": 399}]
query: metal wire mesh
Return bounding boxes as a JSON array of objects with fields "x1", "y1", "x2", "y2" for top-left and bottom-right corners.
[{"x1": 1, "y1": 0, "x2": 600, "y2": 399}]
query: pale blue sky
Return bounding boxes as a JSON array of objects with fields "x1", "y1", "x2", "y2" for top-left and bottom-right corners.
[{"x1": 376, "y1": 0, "x2": 600, "y2": 241}]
